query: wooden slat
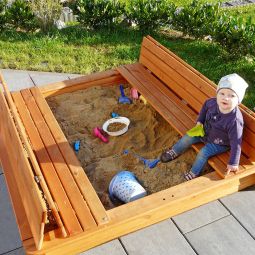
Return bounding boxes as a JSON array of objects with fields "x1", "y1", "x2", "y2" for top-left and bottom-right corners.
[
  {"x1": 31, "y1": 87, "x2": 109, "y2": 226},
  {"x1": 139, "y1": 53, "x2": 202, "y2": 113},
  {"x1": 39, "y1": 69, "x2": 126, "y2": 98},
  {"x1": 12, "y1": 91, "x2": 83, "y2": 236},
  {"x1": 142, "y1": 36, "x2": 216, "y2": 97},
  {"x1": 0, "y1": 139, "x2": 33, "y2": 241},
  {"x1": 21, "y1": 89, "x2": 97, "y2": 231},
  {"x1": 242, "y1": 128, "x2": 255, "y2": 156},
  {"x1": 0, "y1": 91, "x2": 46, "y2": 250},
  {"x1": 141, "y1": 46, "x2": 208, "y2": 105},
  {"x1": 117, "y1": 65, "x2": 187, "y2": 135},
  {"x1": 146, "y1": 35, "x2": 217, "y2": 89},
  {"x1": 126, "y1": 63, "x2": 196, "y2": 128}
]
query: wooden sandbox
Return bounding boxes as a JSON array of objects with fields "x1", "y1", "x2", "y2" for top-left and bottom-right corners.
[{"x1": 0, "y1": 36, "x2": 255, "y2": 255}]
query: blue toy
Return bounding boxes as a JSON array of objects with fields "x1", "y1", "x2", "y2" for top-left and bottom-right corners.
[
  {"x1": 111, "y1": 112, "x2": 119, "y2": 118},
  {"x1": 118, "y1": 85, "x2": 132, "y2": 104},
  {"x1": 123, "y1": 149, "x2": 160, "y2": 169},
  {"x1": 74, "y1": 140, "x2": 80, "y2": 152}
]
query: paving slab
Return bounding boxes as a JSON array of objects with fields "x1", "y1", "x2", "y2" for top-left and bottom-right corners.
[
  {"x1": 120, "y1": 219, "x2": 196, "y2": 255},
  {"x1": 0, "y1": 69, "x2": 34, "y2": 91},
  {"x1": 29, "y1": 71, "x2": 70, "y2": 86},
  {"x1": 80, "y1": 240, "x2": 126, "y2": 255},
  {"x1": 172, "y1": 200, "x2": 230, "y2": 234},
  {"x1": 0, "y1": 175, "x2": 22, "y2": 254},
  {"x1": 186, "y1": 215, "x2": 255, "y2": 255},
  {"x1": 220, "y1": 185, "x2": 255, "y2": 238},
  {"x1": 3, "y1": 248, "x2": 25, "y2": 255}
]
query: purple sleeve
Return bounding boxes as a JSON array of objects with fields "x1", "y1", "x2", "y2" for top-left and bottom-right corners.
[
  {"x1": 228, "y1": 120, "x2": 244, "y2": 166},
  {"x1": 197, "y1": 100, "x2": 208, "y2": 124}
]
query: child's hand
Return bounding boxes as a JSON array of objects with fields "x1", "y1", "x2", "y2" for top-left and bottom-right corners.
[{"x1": 226, "y1": 164, "x2": 239, "y2": 175}]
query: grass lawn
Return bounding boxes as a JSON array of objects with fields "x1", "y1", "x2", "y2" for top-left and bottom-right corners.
[
  {"x1": 0, "y1": 27, "x2": 254, "y2": 109},
  {"x1": 223, "y1": 5, "x2": 255, "y2": 22}
]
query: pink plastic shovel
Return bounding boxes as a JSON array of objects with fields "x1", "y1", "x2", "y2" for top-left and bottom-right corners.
[{"x1": 93, "y1": 127, "x2": 108, "y2": 143}]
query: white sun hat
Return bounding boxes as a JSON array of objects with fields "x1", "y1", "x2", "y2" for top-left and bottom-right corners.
[{"x1": 217, "y1": 73, "x2": 249, "y2": 103}]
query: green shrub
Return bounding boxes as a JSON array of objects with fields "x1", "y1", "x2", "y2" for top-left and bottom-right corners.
[
  {"x1": 30, "y1": 0, "x2": 63, "y2": 33},
  {"x1": 0, "y1": 0, "x2": 7, "y2": 31},
  {"x1": 212, "y1": 14, "x2": 255, "y2": 56},
  {"x1": 125, "y1": 0, "x2": 175, "y2": 32},
  {"x1": 171, "y1": 0, "x2": 220, "y2": 38},
  {"x1": 6, "y1": 0, "x2": 38, "y2": 31},
  {"x1": 76, "y1": 0, "x2": 124, "y2": 29}
]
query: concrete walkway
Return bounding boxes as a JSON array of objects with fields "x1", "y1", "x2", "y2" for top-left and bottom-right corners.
[{"x1": 1, "y1": 69, "x2": 255, "y2": 255}]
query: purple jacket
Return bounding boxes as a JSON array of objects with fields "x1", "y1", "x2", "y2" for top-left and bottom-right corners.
[{"x1": 197, "y1": 98, "x2": 244, "y2": 166}]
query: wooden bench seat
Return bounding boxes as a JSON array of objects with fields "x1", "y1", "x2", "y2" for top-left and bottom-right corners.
[
  {"x1": 117, "y1": 36, "x2": 255, "y2": 178},
  {"x1": 11, "y1": 87, "x2": 109, "y2": 234}
]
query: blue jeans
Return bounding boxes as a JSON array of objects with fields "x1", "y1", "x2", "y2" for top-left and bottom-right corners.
[{"x1": 172, "y1": 135, "x2": 229, "y2": 176}]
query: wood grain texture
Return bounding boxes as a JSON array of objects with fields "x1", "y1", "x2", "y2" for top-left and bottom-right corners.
[
  {"x1": 31, "y1": 87, "x2": 109, "y2": 226},
  {"x1": 21, "y1": 89, "x2": 97, "y2": 231},
  {"x1": 39, "y1": 69, "x2": 126, "y2": 98},
  {"x1": 0, "y1": 140, "x2": 33, "y2": 241},
  {"x1": 0, "y1": 91, "x2": 46, "y2": 250},
  {"x1": 12, "y1": 91, "x2": 83, "y2": 236}
]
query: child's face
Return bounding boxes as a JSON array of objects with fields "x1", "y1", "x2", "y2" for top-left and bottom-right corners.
[{"x1": 216, "y1": 88, "x2": 239, "y2": 113}]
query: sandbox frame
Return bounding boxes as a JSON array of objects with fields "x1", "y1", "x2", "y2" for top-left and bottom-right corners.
[{"x1": 1, "y1": 37, "x2": 255, "y2": 255}]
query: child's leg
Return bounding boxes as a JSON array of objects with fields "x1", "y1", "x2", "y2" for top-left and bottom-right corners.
[
  {"x1": 190, "y1": 143, "x2": 229, "y2": 176},
  {"x1": 172, "y1": 134, "x2": 202, "y2": 155},
  {"x1": 161, "y1": 134, "x2": 201, "y2": 162}
]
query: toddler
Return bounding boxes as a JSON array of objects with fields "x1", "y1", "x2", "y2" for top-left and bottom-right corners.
[{"x1": 160, "y1": 73, "x2": 249, "y2": 180}]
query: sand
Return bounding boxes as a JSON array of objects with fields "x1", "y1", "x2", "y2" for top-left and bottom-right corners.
[{"x1": 47, "y1": 85, "x2": 212, "y2": 209}]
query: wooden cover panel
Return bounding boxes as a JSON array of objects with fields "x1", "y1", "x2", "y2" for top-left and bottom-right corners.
[
  {"x1": 12, "y1": 91, "x2": 83, "y2": 236},
  {"x1": 21, "y1": 89, "x2": 97, "y2": 230},
  {"x1": 31, "y1": 87, "x2": 108, "y2": 226},
  {"x1": 0, "y1": 91, "x2": 46, "y2": 250}
]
